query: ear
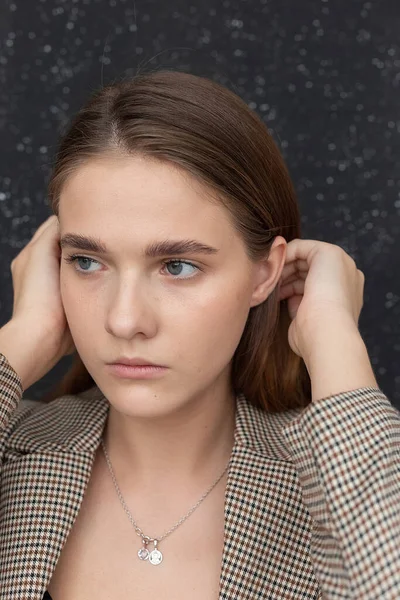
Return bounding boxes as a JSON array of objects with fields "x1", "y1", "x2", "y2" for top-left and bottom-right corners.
[{"x1": 249, "y1": 236, "x2": 287, "y2": 308}]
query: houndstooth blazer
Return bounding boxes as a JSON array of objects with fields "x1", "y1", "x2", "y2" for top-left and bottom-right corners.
[{"x1": 0, "y1": 352, "x2": 399, "y2": 599}]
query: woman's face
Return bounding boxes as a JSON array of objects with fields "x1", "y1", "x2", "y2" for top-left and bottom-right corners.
[{"x1": 58, "y1": 155, "x2": 286, "y2": 418}]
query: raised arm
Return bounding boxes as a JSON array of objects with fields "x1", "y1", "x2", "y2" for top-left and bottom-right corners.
[
  {"x1": 0, "y1": 215, "x2": 76, "y2": 425},
  {"x1": 277, "y1": 238, "x2": 400, "y2": 598}
]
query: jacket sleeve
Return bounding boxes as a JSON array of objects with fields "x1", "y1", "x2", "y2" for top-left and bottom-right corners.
[
  {"x1": 0, "y1": 353, "x2": 24, "y2": 428},
  {"x1": 281, "y1": 386, "x2": 400, "y2": 599},
  {"x1": 0, "y1": 353, "x2": 41, "y2": 453}
]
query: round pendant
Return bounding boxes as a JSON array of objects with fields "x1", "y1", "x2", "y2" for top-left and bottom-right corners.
[
  {"x1": 149, "y1": 548, "x2": 163, "y2": 565},
  {"x1": 138, "y1": 547, "x2": 150, "y2": 561}
]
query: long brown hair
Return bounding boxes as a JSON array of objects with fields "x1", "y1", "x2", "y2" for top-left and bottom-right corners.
[{"x1": 42, "y1": 68, "x2": 311, "y2": 412}]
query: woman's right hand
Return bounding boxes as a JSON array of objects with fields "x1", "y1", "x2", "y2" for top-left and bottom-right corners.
[{"x1": 0, "y1": 215, "x2": 76, "y2": 390}]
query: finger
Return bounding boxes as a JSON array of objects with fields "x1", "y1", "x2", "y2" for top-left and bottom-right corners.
[
  {"x1": 280, "y1": 259, "x2": 309, "y2": 280},
  {"x1": 284, "y1": 239, "x2": 331, "y2": 265},
  {"x1": 29, "y1": 218, "x2": 55, "y2": 244},
  {"x1": 280, "y1": 272, "x2": 307, "y2": 289},
  {"x1": 29, "y1": 215, "x2": 58, "y2": 243},
  {"x1": 279, "y1": 279, "x2": 305, "y2": 300}
]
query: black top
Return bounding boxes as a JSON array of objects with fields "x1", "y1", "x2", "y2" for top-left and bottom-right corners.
[{"x1": 43, "y1": 593, "x2": 53, "y2": 599}]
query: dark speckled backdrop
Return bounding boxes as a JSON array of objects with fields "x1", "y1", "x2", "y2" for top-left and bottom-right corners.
[{"x1": 0, "y1": 0, "x2": 399, "y2": 407}]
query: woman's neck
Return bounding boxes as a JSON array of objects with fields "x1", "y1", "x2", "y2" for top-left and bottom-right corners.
[{"x1": 102, "y1": 386, "x2": 237, "y2": 495}]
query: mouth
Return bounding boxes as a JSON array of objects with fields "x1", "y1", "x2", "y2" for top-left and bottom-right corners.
[
  {"x1": 108, "y1": 357, "x2": 165, "y2": 367},
  {"x1": 106, "y1": 363, "x2": 168, "y2": 380}
]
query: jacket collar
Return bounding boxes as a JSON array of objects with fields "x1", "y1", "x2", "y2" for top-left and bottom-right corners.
[{"x1": 1, "y1": 386, "x2": 319, "y2": 599}]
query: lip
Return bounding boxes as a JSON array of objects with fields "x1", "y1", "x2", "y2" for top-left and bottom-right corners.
[
  {"x1": 107, "y1": 364, "x2": 168, "y2": 379},
  {"x1": 108, "y1": 357, "x2": 164, "y2": 367}
]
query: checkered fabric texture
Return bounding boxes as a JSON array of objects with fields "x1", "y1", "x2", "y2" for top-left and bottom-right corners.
[{"x1": 0, "y1": 351, "x2": 399, "y2": 599}]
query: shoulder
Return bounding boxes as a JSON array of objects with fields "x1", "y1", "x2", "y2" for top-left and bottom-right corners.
[
  {"x1": 16, "y1": 398, "x2": 43, "y2": 412},
  {"x1": 14, "y1": 385, "x2": 105, "y2": 418},
  {"x1": 234, "y1": 394, "x2": 303, "y2": 462},
  {"x1": 5, "y1": 386, "x2": 109, "y2": 453}
]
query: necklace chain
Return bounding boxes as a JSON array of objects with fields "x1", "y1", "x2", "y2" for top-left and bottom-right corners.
[{"x1": 100, "y1": 438, "x2": 230, "y2": 547}]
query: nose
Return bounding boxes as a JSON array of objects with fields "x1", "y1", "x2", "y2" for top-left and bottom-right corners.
[{"x1": 104, "y1": 276, "x2": 157, "y2": 340}]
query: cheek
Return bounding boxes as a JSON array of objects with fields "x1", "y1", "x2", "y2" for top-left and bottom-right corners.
[
  {"x1": 60, "y1": 272, "x2": 95, "y2": 332},
  {"x1": 182, "y1": 284, "x2": 251, "y2": 360}
]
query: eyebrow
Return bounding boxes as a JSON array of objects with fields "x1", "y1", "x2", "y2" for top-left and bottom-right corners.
[{"x1": 59, "y1": 233, "x2": 219, "y2": 258}]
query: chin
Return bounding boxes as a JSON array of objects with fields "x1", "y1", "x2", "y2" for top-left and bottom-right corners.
[{"x1": 99, "y1": 382, "x2": 187, "y2": 419}]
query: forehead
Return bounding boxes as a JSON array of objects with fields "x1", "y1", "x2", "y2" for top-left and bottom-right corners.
[{"x1": 58, "y1": 156, "x2": 242, "y2": 254}]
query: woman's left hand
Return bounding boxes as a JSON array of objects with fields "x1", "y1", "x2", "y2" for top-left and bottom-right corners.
[{"x1": 278, "y1": 239, "x2": 365, "y2": 362}]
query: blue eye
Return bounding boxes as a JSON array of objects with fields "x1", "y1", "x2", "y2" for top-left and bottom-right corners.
[
  {"x1": 63, "y1": 255, "x2": 200, "y2": 279},
  {"x1": 162, "y1": 260, "x2": 199, "y2": 279},
  {"x1": 63, "y1": 255, "x2": 100, "y2": 273}
]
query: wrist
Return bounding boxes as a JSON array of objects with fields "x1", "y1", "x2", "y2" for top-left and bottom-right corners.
[
  {"x1": 300, "y1": 320, "x2": 379, "y2": 402},
  {"x1": 0, "y1": 319, "x2": 51, "y2": 391},
  {"x1": 298, "y1": 313, "x2": 359, "y2": 366}
]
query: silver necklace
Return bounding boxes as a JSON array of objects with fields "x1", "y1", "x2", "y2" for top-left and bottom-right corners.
[{"x1": 100, "y1": 437, "x2": 230, "y2": 566}]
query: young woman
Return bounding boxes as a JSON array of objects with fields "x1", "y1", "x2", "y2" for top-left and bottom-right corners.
[{"x1": 0, "y1": 70, "x2": 398, "y2": 600}]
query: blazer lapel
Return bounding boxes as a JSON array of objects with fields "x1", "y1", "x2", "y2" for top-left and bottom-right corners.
[
  {"x1": 0, "y1": 386, "x2": 110, "y2": 599},
  {"x1": 218, "y1": 396, "x2": 321, "y2": 599},
  {"x1": 0, "y1": 389, "x2": 320, "y2": 599}
]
